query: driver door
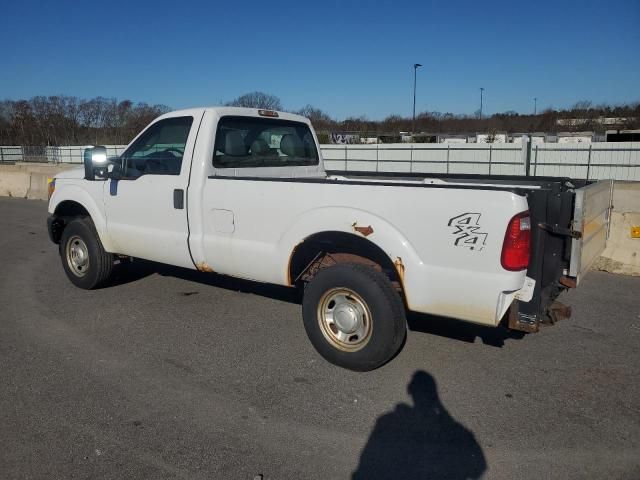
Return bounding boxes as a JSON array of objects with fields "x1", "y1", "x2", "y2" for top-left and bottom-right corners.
[{"x1": 104, "y1": 115, "x2": 200, "y2": 268}]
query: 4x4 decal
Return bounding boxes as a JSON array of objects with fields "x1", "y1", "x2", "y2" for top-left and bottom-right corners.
[{"x1": 448, "y1": 213, "x2": 487, "y2": 251}]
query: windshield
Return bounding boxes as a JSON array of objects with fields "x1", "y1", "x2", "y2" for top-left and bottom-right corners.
[{"x1": 213, "y1": 116, "x2": 319, "y2": 168}]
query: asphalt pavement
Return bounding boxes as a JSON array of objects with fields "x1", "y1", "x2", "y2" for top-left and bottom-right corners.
[{"x1": 1, "y1": 197, "x2": 638, "y2": 479}]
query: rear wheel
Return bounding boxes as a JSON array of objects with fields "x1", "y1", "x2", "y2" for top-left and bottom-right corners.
[
  {"x1": 59, "y1": 217, "x2": 114, "y2": 289},
  {"x1": 302, "y1": 263, "x2": 406, "y2": 371}
]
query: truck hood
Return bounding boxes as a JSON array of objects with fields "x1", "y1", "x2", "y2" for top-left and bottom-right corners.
[{"x1": 55, "y1": 167, "x2": 85, "y2": 180}]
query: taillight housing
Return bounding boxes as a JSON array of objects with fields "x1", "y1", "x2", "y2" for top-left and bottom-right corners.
[{"x1": 501, "y1": 211, "x2": 531, "y2": 271}]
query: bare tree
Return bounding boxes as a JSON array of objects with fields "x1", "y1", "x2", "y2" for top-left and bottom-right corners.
[
  {"x1": 226, "y1": 92, "x2": 282, "y2": 110},
  {"x1": 295, "y1": 105, "x2": 334, "y2": 130}
]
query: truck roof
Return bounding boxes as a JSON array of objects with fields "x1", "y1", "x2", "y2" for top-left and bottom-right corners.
[{"x1": 156, "y1": 106, "x2": 311, "y2": 125}]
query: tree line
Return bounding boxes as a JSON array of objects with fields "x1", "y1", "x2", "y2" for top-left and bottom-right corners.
[
  {"x1": 0, "y1": 97, "x2": 170, "y2": 146},
  {"x1": 1, "y1": 92, "x2": 638, "y2": 146}
]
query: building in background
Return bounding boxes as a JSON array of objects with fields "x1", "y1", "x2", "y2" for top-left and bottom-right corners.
[
  {"x1": 511, "y1": 133, "x2": 547, "y2": 144},
  {"x1": 437, "y1": 134, "x2": 468, "y2": 144},
  {"x1": 606, "y1": 129, "x2": 640, "y2": 142},
  {"x1": 557, "y1": 132, "x2": 594, "y2": 143},
  {"x1": 476, "y1": 132, "x2": 508, "y2": 143}
]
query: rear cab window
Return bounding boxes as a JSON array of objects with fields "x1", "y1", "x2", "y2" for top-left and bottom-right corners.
[{"x1": 213, "y1": 116, "x2": 318, "y2": 169}]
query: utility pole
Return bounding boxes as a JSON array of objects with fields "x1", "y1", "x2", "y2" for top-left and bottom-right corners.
[
  {"x1": 534, "y1": 97, "x2": 538, "y2": 115},
  {"x1": 412, "y1": 63, "x2": 422, "y2": 134},
  {"x1": 479, "y1": 87, "x2": 484, "y2": 120}
]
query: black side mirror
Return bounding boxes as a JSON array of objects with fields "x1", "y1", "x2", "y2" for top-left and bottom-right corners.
[{"x1": 83, "y1": 146, "x2": 108, "y2": 180}]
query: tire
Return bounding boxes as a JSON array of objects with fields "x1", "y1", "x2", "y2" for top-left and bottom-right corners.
[
  {"x1": 302, "y1": 263, "x2": 407, "y2": 371},
  {"x1": 59, "y1": 217, "x2": 114, "y2": 289}
]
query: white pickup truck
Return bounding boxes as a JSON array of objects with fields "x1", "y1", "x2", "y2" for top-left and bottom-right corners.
[{"x1": 47, "y1": 107, "x2": 613, "y2": 370}]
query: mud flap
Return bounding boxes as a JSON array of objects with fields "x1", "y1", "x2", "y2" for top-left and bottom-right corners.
[
  {"x1": 508, "y1": 300, "x2": 540, "y2": 333},
  {"x1": 508, "y1": 298, "x2": 573, "y2": 333}
]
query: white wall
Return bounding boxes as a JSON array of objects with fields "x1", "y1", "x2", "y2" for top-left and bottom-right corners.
[{"x1": 320, "y1": 142, "x2": 640, "y2": 181}]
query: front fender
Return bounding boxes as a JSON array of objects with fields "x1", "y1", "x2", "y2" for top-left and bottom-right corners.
[{"x1": 49, "y1": 183, "x2": 114, "y2": 252}]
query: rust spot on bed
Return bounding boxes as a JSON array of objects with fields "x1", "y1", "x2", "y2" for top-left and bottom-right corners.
[
  {"x1": 196, "y1": 262, "x2": 214, "y2": 273},
  {"x1": 352, "y1": 222, "x2": 374, "y2": 237}
]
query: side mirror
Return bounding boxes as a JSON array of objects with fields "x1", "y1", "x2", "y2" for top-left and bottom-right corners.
[{"x1": 83, "y1": 146, "x2": 108, "y2": 180}]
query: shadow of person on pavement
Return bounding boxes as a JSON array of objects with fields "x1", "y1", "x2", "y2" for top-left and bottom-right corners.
[{"x1": 352, "y1": 370, "x2": 486, "y2": 480}]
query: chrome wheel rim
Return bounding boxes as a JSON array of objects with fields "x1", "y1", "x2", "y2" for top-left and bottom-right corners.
[
  {"x1": 66, "y1": 235, "x2": 90, "y2": 277},
  {"x1": 317, "y1": 288, "x2": 372, "y2": 352}
]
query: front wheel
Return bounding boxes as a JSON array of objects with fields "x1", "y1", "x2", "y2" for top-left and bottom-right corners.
[
  {"x1": 302, "y1": 263, "x2": 407, "y2": 371},
  {"x1": 59, "y1": 217, "x2": 114, "y2": 289}
]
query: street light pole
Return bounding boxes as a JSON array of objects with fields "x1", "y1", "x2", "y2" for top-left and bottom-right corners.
[
  {"x1": 412, "y1": 63, "x2": 422, "y2": 134},
  {"x1": 479, "y1": 87, "x2": 484, "y2": 120},
  {"x1": 534, "y1": 97, "x2": 538, "y2": 115}
]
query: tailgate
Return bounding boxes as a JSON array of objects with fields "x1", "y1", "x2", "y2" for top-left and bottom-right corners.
[{"x1": 569, "y1": 179, "x2": 613, "y2": 283}]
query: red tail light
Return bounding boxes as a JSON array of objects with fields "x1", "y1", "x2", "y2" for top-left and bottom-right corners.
[{"x1": 501, "y1": 211, "x2": 531, "y2": 271}]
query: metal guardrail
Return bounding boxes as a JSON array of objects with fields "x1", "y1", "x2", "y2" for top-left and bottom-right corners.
[{"x1": 0, "y1": 145, "x2": 127, "y2": 165}]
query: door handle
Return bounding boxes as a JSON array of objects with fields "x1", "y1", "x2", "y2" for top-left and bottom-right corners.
[{"x1": 173, "y1": 189, "x2": 184, "y2": 209}]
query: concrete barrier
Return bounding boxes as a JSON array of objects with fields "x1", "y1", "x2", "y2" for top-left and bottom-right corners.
[
  {"x1": 0, "y1": 164, "x2": 78, "y2": 200},
  {"x1": 0, "y1": 171, "x2": 30, "y2": 198},
  {"x1": 594, "y1": 181, "x2": 640, "y2": 276},
  {"x1": 594, "y1": 212, "x2": 640, "y2": 276}
]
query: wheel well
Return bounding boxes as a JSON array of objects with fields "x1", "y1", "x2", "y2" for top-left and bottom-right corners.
[
  {"x1": 49, "y1": 201, "x2": 91, "y2": 243},
  {"x1": 288, "y1": 231, "x2": 403, "y2": 291},
  {"x1": 54, "y1": 201, "x2": 90, "y2": 218}
]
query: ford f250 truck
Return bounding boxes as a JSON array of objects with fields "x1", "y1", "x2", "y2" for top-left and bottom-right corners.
[{"x1": 47, "y1": 107, "x2": 613, "y2": 370}]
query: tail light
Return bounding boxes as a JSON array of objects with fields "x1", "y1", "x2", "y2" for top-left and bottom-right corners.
[{"x1": 501, "y1": 211, "x2": 531, "y2": 271}]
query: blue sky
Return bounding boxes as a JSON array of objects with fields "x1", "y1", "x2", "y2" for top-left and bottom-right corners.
[{"x1": 2, "y1": 0, "x2": 639, "y2": 120}]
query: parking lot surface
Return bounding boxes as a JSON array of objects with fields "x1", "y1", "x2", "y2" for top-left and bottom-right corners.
[{"x1": 1, "y1": 197, "x2": 639, "y2": 479}]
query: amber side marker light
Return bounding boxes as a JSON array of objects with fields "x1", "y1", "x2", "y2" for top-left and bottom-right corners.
[
  {"x1": 631, "y1": 226, "x2": 640, "y2": 239},
  {"x1": 258, "y1": 109, "x2": 279, "y2": 117},
  {"x1": 47, "y1": 178, "x2": 56, "y2": 200}
]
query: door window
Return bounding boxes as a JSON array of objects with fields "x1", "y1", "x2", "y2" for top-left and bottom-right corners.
[{"x1": 121, "y1": 116, "x2": 193, "y2": 177}]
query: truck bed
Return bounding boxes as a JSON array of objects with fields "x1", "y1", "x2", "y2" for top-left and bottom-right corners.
[{"x1": 329, "y1": 170, "x2": 612, "y2": 332}]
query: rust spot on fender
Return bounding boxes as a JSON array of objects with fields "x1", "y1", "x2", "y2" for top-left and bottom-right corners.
[
  {"x1": 287, "y1": 240, "x2": 305, "y2": 286},
  {"x1": 196, "y1": 262, "x2": 214, "y2": 273},
  {"x1": 352, "y1": 222, "x2": 374, "y2": 237},
  {"x1": 393, "y1": 257, "x2": 405, "y2": 285}
]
